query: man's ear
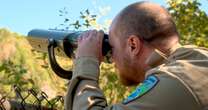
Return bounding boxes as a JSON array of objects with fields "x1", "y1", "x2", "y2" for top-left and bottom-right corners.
[{"x1": 127, "y1": 35, "x2": 141, "y2": 55}]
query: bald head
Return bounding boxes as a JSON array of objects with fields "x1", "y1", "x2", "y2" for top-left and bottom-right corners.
[{"x1": 111, "y1": 1, "x2": 179, "y2": 48}]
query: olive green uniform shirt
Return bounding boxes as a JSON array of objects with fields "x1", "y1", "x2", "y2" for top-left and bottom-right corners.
[{"x1": 65, "y1": 45, "x2": 208, "y2": 110}]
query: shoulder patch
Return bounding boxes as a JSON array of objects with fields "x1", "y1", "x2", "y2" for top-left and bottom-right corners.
[{"x1": 123, "y1": 75, "x2": 159, "y2": 104}]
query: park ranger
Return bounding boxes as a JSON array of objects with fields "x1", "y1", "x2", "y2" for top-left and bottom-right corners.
[{"x1": 65, "y1": 1, "x2": 208, "y2": 110}]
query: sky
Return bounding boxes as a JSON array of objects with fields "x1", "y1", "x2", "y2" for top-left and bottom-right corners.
[{"x1": 0, "y1": 0, "x2": 207, "y2": 35}]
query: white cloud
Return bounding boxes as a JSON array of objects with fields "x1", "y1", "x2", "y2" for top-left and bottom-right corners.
[{"x1": 99, "y1": 6, "x2": 111, "y2": 16}]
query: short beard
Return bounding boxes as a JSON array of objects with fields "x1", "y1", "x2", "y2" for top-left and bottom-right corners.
[
  {"x1": 119, "y1": 75, "x2": 138, "y2": 86},
  {"x1": 117, "y1": 54, "x2": 145, "y2": 86},
  {"x1": 117, "y1": 58, "x2": 138, "y2": 86}
]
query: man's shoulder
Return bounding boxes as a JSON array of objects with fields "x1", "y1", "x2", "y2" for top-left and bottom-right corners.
[
  {"x1": 122, "y1": 74, "x2": 201, "y2": 110},
  {"x1": 170, "y1": 45, "x2": 208, "y2": 60},
  {"x1": 144, "y1": 44, "x2": 208, "y2": 109},
  {"x1": 163, "y1": 45, "x2": 208, "y2": 73}
]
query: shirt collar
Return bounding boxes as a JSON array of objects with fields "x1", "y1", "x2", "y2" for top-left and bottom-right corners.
[{"x1": 145, "y1": 43, "x2": 181, "y2": 68}]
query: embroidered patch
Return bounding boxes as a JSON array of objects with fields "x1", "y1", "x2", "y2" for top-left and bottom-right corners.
[{"x1": 123, "y1": 75, "x2": 159, "y2": 104}]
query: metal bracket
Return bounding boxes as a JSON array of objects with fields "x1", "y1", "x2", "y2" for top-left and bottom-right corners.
[{"x1": 48, "y1": 38, "x2": 72, "y2": 80}]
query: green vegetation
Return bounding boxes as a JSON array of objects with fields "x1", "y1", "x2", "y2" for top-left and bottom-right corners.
[
  {"x1": 0, "y1": 29, "x2": 67, "y2": 109},
  {"x1": 168, "y1": 0, "x2": 208, "y2": 47},
  {"x1": 0, "y1": 0, "x2": 207, "y2": 109}
]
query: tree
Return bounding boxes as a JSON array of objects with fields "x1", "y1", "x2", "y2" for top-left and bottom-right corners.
[
  {"x1": 0, "y1": 29, "x2": 66, "y2": 109},
  {"x1": 167, "y1": 0, "x2": 208, "y2": 47}
]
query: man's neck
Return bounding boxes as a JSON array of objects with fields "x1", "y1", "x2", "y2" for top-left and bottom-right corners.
[{"x1": 157, "y1": 36, "x2": 180, "y2": 56}]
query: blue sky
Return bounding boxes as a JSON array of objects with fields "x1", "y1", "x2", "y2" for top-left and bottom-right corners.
[{"x1": 0, "y1": 0, "x2": 207, "y2": 35}]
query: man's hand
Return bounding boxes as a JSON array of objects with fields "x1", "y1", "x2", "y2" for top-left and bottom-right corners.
[{"x1": 76, "y1": 30, "x2": 104, "y2": 63}]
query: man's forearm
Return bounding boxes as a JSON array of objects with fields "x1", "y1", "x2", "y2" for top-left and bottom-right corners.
[{"x1": 64, "y1": 57, "x2": 108, "y2": 110}]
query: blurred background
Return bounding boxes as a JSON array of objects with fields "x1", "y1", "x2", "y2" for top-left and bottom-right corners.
[{"x1": 0, "y1": 0, "x2": 208, "y2": 109}]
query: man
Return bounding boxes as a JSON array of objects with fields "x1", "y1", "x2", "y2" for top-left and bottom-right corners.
[{"x1": 65, "y1": 1, "x2": 208, "y2": 110}]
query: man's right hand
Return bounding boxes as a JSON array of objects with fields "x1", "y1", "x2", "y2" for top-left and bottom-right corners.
[{"x1": 76, "y1": 30, "x2": 104, "y2": 64}]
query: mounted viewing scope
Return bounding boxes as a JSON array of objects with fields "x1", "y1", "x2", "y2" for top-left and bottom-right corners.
[{"x1": 27, "y1": 29, "x2": 111, "y2": 80}]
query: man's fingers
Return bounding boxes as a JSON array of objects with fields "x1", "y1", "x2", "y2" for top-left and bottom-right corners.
[
  {"x1": 98, "y1": 30, "x2": 104, "y2": 42},
  {"x1": 83, "y1": 30, "x2": 91, "y2": 39},
  {"x1": 78, "y1": 34, "x2": 84, "y2": 43},
  {"x1": 99, "y1": 30, "x2": 104, "y2": 34},
  {"x1": 78, "y1": 30, "x2": 91, "y2": 43},
  {"x1": 79, "y1": 30, "x2": 104, "y2": 43},
  {"x1": 88, "y1": 30, "x2": 97, "y2": 40}
]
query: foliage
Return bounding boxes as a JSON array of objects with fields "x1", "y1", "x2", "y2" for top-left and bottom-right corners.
[
  {"x1": 0, "y1": 29, "x2": 67, "y2": 109},
  {"x1": 57, "y1": 8, "x2": 97, "y2": 30},
  {"x1": 100, "y1": 63, "x2": 134, "y2": 104},
  {"x1": 0, "y1": 0, "x2": 208, "y2": 109},
  {"x1": 57, "y1": 8, "x2": 110, "y2": 32},
  {"x1": 167, "y1": 0, "x2": 208, "y2": 47}
]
